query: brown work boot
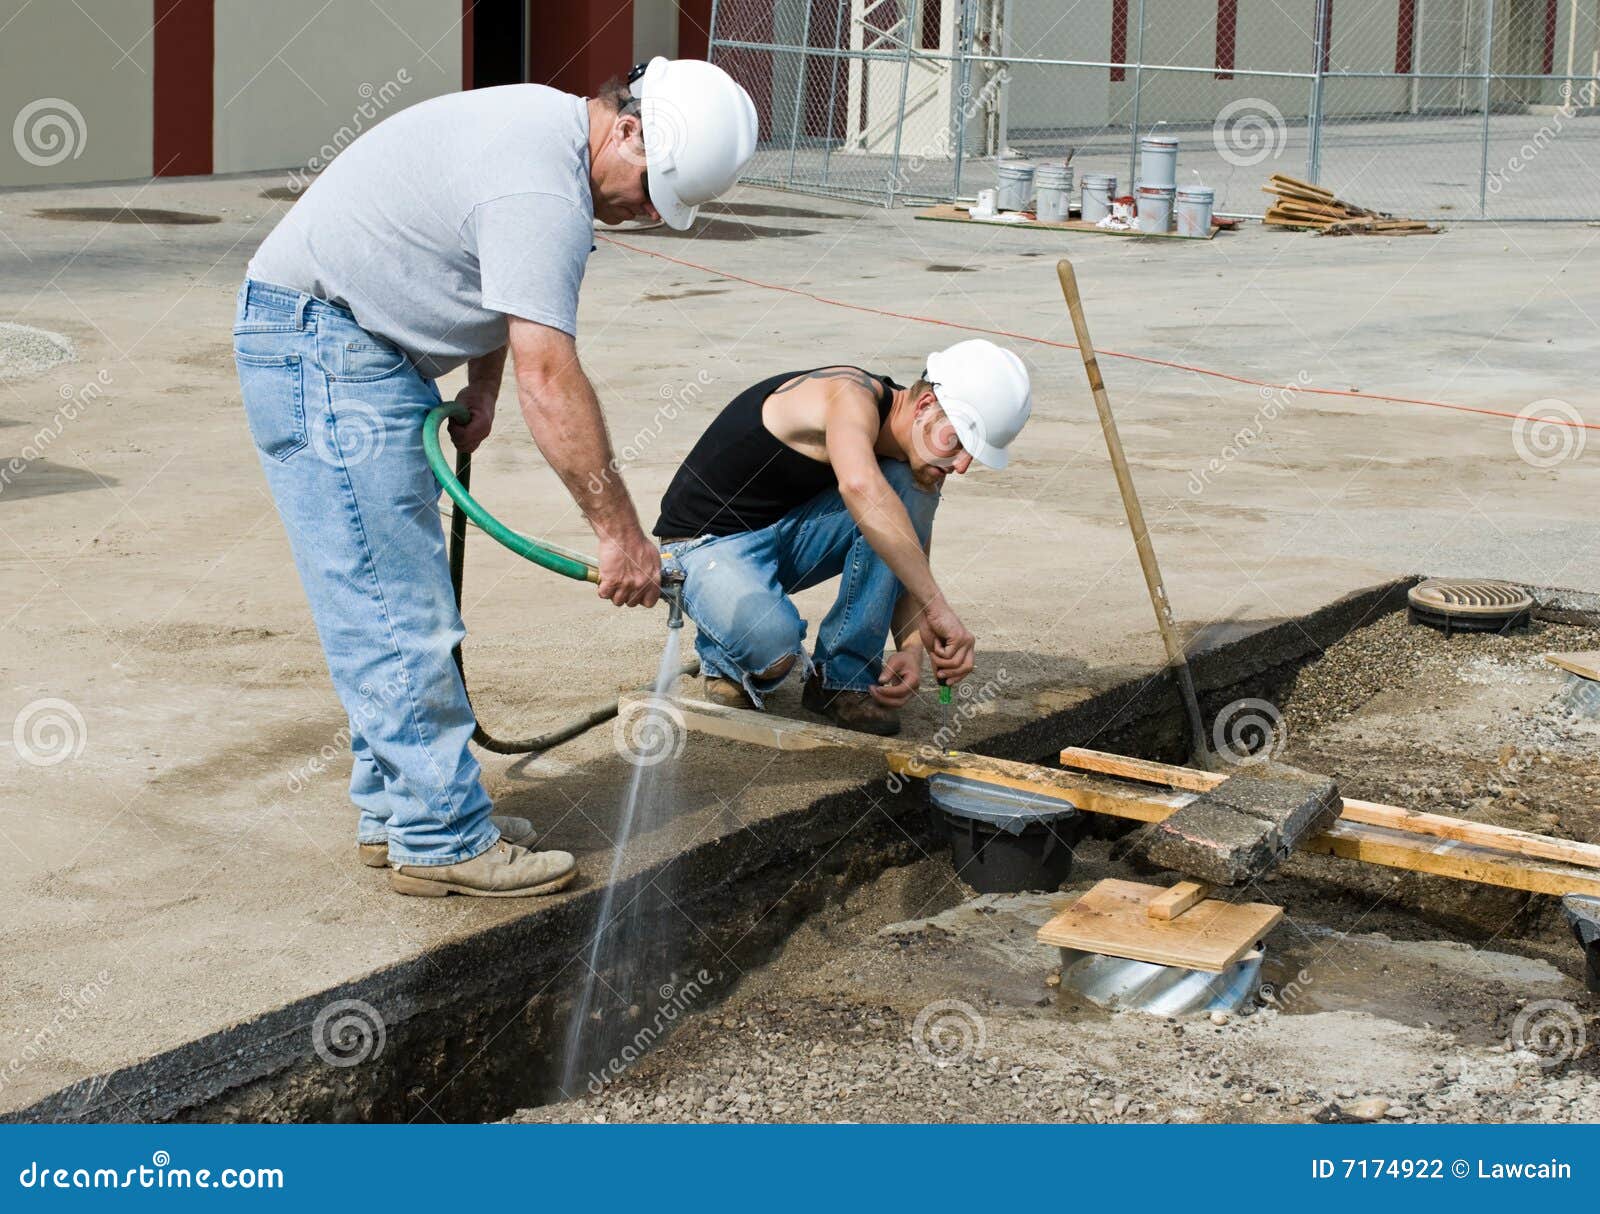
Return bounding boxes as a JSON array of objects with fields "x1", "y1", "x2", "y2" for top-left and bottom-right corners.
[
  {"x1": 802, "y1": 675, "x2": 901, "y2": 737},
  {"x1": 359, "y1": 814, "x2": 538, "y2": 868},
  {"x1": 703, "y1": 675, "x2": 756, "y2": 709},
  {"x1": 389, "y1": 839, "x2": 577, "y2": 898}
]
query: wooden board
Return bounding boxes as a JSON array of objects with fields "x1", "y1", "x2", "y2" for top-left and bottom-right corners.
[
  {"x1": 1148, "y1": 881, "x2": 1211, "y2": 920},
  {"x1": 1058, "y1": 746, "x2": 1600, "y2": 871},
  {"x1": 913, "y1": 203, "x2": 1217, "y2": 240},
  {"x1": 1036, "y1": 879, "x2": 1282, "y2": 971},
  {"x1": 1546, "y1": 651, "x2": 1600, "y2": 682}
]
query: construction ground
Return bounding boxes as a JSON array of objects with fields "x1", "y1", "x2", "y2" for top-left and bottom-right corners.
[{"x1": 2, "y1": 174, "x2": 1598, "y2": 1124}]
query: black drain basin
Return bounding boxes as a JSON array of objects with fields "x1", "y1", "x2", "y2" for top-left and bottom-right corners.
[{"x1": 930, "y1": 774, "x2": 1085, "y2": 893}]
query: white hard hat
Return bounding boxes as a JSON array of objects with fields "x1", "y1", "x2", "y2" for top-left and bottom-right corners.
[
  {"x1": 629, "y1": 57, "x2": 759, "y2": 231},
  {"x1": 923, "y1": 339, "x2": 1032, "y2": 469}
]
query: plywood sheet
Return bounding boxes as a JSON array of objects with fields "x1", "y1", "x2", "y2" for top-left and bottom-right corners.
[{"x1": 1036, "y1": 879, "x2": 1282, "y2": 972}]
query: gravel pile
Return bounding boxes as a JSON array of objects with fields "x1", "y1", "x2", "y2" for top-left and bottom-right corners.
[{"x1": 0, "y1": 322, "x2": 75, "y2": 381}]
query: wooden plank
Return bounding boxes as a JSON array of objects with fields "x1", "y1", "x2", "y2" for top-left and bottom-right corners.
[
  {"x1": 1546, "y1": 651, "x2": 1600, "y2": 682},
  {"x1": 1037, "y1": 879, "x2": 1282, "y2": 971},
  {"x1": 913, "y1": 203, "x2": 1217, "y2": 240},
  {"x1": 895, "y1": 750, "x2": 1600, "y2": 897},
  {"x1": 1148, "y1": 880, "x2": 1211, "y2": 920},
  {"x1": 1059, "y1": 746, "x2": 1600, "y2": 871},
  {"x1": 625, "y1": 692, "x2": 903, "y2": 754}
]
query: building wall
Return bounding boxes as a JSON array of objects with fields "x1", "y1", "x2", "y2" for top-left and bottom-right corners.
[
  {"x1": 212, "y1": 0, "x2": 462, "y2": 174},
  {"x1": 0, "y1": 0, "x2": 154, "y2": 187}
]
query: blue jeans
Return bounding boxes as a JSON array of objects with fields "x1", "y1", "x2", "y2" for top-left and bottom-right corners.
[
  {"x1": 663, "y1": 458, "x2": 940, "y2": 707},
  {"x1": 233, "y1": 279, "x2": 499, "y2": 867}
]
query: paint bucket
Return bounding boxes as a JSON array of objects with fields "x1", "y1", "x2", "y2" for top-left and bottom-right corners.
[
  {"x1": 1175, "y1": 184, "x2": 1215, "y2": 237},
  {"x1": 928, "y1": 774, "x2": 1085, "y2": 894},
  {"x1": 1033, "y1": 162, "x2": 1074, "y2": 222},
  {"x1": 995, "y1": 160, "x2": 1035, "y2": 211},
  {"x1": 1080, "y1": 172, "x2": 1116, "y2": 222},
  {"x1": 1138, "y1": 133, "x2": 1179, "y2": 188},
  {"x1": 1135, "y1": 183, "x2": 1175, "y2": 234},
  {"x1": 972, "y1": 187, "x2": 998, "y2": 218}
]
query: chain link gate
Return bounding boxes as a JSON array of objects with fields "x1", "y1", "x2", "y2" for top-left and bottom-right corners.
[{"x1": 708, "y1": 0, "x2": 1600, "y2": 220}]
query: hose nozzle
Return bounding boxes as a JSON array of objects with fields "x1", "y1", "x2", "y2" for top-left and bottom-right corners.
[{"x1": 661, "y1": 571, "x2": 686, "y2": 630}]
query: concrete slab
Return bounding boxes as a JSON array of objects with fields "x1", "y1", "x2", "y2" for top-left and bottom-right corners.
[{"x1": 1, "y1": 171, "x2": 1597, "y2": 1119}]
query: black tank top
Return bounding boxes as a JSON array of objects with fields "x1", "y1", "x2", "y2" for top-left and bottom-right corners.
[{"x1": 653, "y1": 366, "x2": 899, "y2": 539}]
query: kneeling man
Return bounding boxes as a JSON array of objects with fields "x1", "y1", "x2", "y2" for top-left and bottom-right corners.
[{"x1": 654, "y1": 340, "x2": 1031, "y2": 735}]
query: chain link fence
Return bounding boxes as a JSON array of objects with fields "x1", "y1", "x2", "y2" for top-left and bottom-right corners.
[{"x1": 708, "y1": 0, "x2": 1600, "y2": 220}]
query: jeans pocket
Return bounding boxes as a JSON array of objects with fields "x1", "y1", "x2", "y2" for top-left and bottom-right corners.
[
  {"x1": 235, "y1": 351, "x2": 307, "y2": 461},
  {"x1": 328, "y1": 334, "x2": 408, "y2": 382}
]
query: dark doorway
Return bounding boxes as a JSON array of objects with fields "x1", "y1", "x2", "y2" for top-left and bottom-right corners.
[{"x1": 471, "y1": 0, "x2": 527, "y2": 88}]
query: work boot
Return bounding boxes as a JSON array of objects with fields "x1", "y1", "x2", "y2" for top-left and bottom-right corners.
[
  {"x1": 802, "y1": 675, "x2": 901, "y2": 737},
  {"x1": 703, "y1": 675, "x2": 756, "y2": 709},
  {"x1": 359, "y1": 814, "x2": 537, "y2": 868},
  {"x1": 389, "y1": 839, "x2": 577, "y2": 898}
]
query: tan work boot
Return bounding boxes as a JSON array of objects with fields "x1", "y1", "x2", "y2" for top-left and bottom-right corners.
[
  {"x1": 703, "y1": 675, "x2": 755, "y2": 709},
  {"x1": 389, "y1": 839, "x2": 577, "y2": 898},
  {"x1": 802, "y1": 675, "x2": 901, "y2": 737},
  {"x1": 358, "y1": 814, "x2": 537, "y2": 868}
]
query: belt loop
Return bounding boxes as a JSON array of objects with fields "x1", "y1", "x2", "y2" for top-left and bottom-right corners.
[{"x1": 293, "y1": 294, "x2": 313, "y2": 330}]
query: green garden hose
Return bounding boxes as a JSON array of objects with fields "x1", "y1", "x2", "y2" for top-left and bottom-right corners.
[{"x1": 423, "y1": 403, "x2": 695, "y2": 756}]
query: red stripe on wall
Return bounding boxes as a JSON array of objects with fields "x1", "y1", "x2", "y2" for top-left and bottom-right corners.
[
  {"x1": 1395, "y1": 0, "x2": 1416, "y2": 74},
  {"x1": 152, "y1": 0, "x2": 213, "y2": 176},
  {"x1": 1215, "y1": 0, "x2": 1236, "y2": 79},
  {"x1": 1319, "y1": 0, "x2": 1333, "y2": 73},
  {"x1": 1542, "y1": 0, "x2": 1558, "y2": 74},
  {"x1": 1110, "y1": 0, "x2": 1128, "y2": 82},
  {"x1": 462, "y1": 0, "x2": 474, "y2": 89},
  {"x1": 679, "y1": 0, "x2": 713, "y2": 59},
  {"x1": 528, "y1": 0, "x2": 634, "y2": 96}
]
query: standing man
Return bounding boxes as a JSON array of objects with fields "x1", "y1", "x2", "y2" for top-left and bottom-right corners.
[
  {"x1": 236, "y1": 60, "x2": 757, "y2": 898},
  {"x1": 655, "y1": 340, "x2": 1032, "y2": 735}
]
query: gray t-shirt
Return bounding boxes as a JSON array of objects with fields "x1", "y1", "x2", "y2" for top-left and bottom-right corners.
[{"x1": 249, "y1": 84, "x2": 594, "y2": 380}]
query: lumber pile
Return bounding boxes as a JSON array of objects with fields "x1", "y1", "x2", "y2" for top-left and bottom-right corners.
[{"x1": 1263, "y1": 173, "x2": 1437, "y2": 236}]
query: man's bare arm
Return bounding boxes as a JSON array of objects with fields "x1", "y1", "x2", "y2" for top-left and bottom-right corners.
[
  {"x1": 447, "y1": 346, "x2": 508, "y2": 454},
  {"x1": 507, "y1": 316, "x2": 659, "y2": 607}
]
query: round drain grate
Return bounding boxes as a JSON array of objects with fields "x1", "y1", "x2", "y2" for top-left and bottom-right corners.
[{"x1": 1407, "y1": 577, "x2": 1533, "y2": 635}]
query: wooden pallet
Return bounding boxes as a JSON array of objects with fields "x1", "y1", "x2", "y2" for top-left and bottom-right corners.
[
  {"x1": 1036, "y1": 878, "x2": 1281, "y2": 972},
  {"x1": 914, "y1": 203, "x2": 1219, "y2": 240}
]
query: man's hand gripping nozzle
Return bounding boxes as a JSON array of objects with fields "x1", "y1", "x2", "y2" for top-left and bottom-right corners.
[{"x1": 662, "y1": 567, "x2": 686, "y2": 630}]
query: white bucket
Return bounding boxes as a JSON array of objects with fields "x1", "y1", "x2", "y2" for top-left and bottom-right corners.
[
  {"x1": 1033, "y1": 162, "x2": 1074, "y2": 222},
  {"x1": 995, "y1": 161, "x2": 1035, "y2": 211},
  {"x1": 1138, "y1": 134, "x2": 1179, "y2": 189},
  {"x1": 1175, "y1": 185, "x2": 1214, "y2": 238},
  {"x1": 1135, "y1": 183, "x2": 1175, "y2": 234},
  {"x1": 1080, "y1": 172, "x2": 1116, "y2": 222},
  {"x1": 972, "y1": 188, "x2": 998, "y2": 218}
]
